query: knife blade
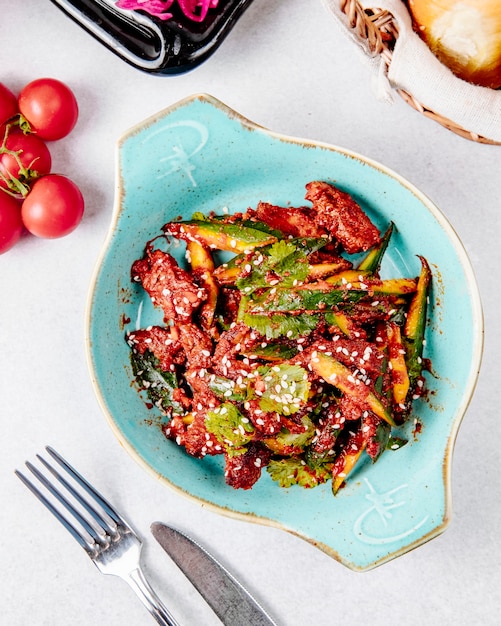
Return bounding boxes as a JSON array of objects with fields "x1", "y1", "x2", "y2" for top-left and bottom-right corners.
[{"x1": 151, "y1": 522, "x2": 278, "y2": 626}]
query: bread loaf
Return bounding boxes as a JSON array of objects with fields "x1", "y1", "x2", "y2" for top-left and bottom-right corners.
[{"x1": 408, "y1": 0, "x2": 501, "y2": 88}]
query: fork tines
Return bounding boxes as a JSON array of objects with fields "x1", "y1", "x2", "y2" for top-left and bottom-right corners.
[{"x1": 15, "y1": 446, "x2": 128, "y2": 555}]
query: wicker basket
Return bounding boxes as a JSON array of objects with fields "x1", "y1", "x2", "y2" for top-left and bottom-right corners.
[{"x1": 339, "y1": 0, "x2": 500, "y2": 145}]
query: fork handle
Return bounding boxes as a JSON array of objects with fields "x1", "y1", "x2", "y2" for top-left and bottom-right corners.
[{"x1": 127, "y1": 567, "x2": 180, "y2": 626}]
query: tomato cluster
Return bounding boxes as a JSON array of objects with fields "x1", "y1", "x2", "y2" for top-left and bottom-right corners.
[{"x1": 0, "y1": 78, "x2": 84, "y2": 254}]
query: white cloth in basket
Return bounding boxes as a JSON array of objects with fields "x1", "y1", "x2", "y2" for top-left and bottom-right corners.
[{"x1": 322, "y1": 0, "x2": 501, "y2": 143}]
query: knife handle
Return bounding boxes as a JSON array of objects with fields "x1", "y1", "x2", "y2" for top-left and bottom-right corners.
[{"x1": 127, "y1": 567, "x2": 180, "y2": 626}]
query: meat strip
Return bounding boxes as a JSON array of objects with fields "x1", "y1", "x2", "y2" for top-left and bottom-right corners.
[
  {"x1": 131, "y1": 247, "x2": 206, "y2": 323},
  {"x1": 305, "y1": 181, "x2": 381, "y2": 253}
]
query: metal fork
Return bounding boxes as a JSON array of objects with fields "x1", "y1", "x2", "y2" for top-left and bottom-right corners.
[{"x1": 15, "y1": 446, "x2": 180, "y2": 626}]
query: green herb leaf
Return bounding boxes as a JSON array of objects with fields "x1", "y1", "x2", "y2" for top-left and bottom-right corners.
[
  {"x1": 243, "y1": 342, "x2": 298, "y2": 361},
  {"x1": 267, "y1": 458, "x2": 331, "y2": 488},
  {"x1": 208, "y1": 374, "x2": 249, "y2": 402},
  {"x1": 205, "y1": 402, "x2": 254, "y2": 450},
  {"x1": 190, "y1": 211, "x2": 210, "y2": 221},
  {"x1": 274, "y1": 415, "x2": 316, "y2": 448},
  {"x1": 236, "y1": 240, "x2": 309, "y2": 294},
  {"x1": 130, "y1": 350, "x2": 184, "y2": 416},
  {"x1": 256, "y1": 363, "x2": 310, "y2": 415},
  {"x1": 245, "y1": 286, "x2": 367, "y2": 314},
  {"x1": 242, "y1": 312, "x2": 320, "y2": 339},
  {"x1": 387, "y1": 436, "x2": 408, "y2": 451}
]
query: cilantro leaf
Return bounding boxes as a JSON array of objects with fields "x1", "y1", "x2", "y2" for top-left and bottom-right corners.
[
  {"x1": 208, "y1": 374, "x2": 249, "y2": 402},
  {"x1": 267, "y1": 458, "x2": 331, "y2": 488},
  {"x1": 256, "y1": 363, "x2": 310, "y2": 415},
  {"x1": 236, "y1": 240, "x2": 309, "y2": 294},
  {"x1": 205, "y1": 402, "x2": 255, "y2": 450}
]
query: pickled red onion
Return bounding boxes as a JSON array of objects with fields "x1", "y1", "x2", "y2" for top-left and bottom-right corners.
[{"x1": 115, "y1": 0, "x2": 219, "y2": 22}]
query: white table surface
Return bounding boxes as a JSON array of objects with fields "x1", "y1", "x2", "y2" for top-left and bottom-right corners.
[{"x1": 2, "y1": 1, "x2": 500, "y2": 625}]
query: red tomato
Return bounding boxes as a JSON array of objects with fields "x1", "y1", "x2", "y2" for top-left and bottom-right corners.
[
  {"x1": 21, "y1": 174, "x2": 84, "y2": 238},
  {"x1": 18, "y1": 78, "x2": 78, "y2": 141},
  {"x1": 0, "y1": 193, "x2": 23, "y2": 253},
  {"x1": 0, "y1": 83, "x2": 18, "y2": 126},
  {"x1": 0, "y1": 129, "x2": 52, "y2": 191}
]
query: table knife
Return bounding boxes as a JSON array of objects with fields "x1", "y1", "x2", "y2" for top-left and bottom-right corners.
[{"x1": 151, "y1": 522, "x2": 278, "y2": 626}]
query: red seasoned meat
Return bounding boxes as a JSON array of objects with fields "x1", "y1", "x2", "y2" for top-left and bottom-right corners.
[
  {"x1": 215, "y1": 287, "x2": 241, "y2": 326},
  {"x1": 163, "y1": 412, "x2": 222, "y2": 458},
  {"x1": 184, "y1": 367, "x2": 220, "y2": 413},
  {"x1": 131, "y1": 247, "x2": 206, "y2": 323},
  {"x1": 176, "y1": 322, "x2": 213, "y2": 369},
  {"x1": 245, "y1": 399, "x2": 283, "y2": 436},
  {"x1": 211, "y1": 323, "x2": 257, "y2": 380},
  {"x1": 183, "y1": 413, "x2": 222, "y2": 458},
  {"x1": 126, "y1": 326, "x2": 184, "y2": 372},
  {"x1": 224, "y1": 443, "x2": 273, "y2": 490},
  {"x1": 255, "y1": 201, "x2": 327, "y2": 238},
  {"x1": 363, "y1": 412, "x2": 386, "y2": 460},
  {"x1": 315, "y1": 337, "x2": 386, "y2": 382},
  {"x1": 305, "y1": 181, "x2": 381, "y2": 253}
]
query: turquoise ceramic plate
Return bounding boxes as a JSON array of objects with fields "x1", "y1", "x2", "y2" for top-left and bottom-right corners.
[{"x1": 86, "y1": 94, "x2": 483, "y2": 571}]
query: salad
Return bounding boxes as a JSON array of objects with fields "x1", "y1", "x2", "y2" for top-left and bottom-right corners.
[{"x1": 126, "y1": 180, "x2": 431, "y2": 495}]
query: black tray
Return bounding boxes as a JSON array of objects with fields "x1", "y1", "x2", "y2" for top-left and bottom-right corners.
[{"x1": 50, "y1": 0, "x2": 255, "y2": 75}]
